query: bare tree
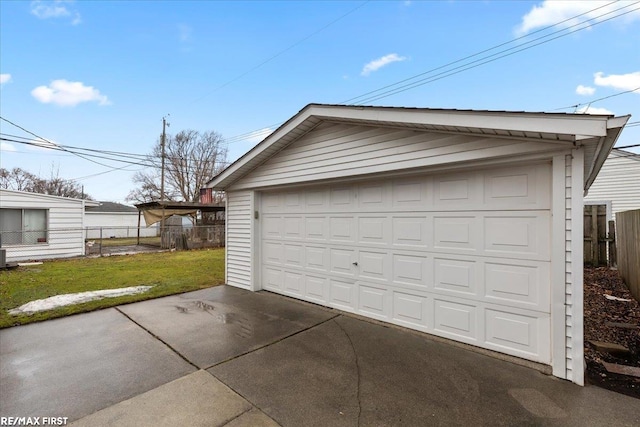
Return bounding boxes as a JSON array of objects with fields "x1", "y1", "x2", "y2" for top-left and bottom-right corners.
[
  {"x1": 126, "y1": 130, "x2": 227, "y2": 203},
  {"x1": 0, "y1": 167, "x2": 91, "y2": 199}
]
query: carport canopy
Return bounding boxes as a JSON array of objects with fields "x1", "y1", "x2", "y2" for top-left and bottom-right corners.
[{"x1": 134, "y1": 201, "x2": 225, "y2": 226}]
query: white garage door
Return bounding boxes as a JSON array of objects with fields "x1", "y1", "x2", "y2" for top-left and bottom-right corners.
[{"x1": 260, "y1": 163, "x2": 552, "y2": 363}]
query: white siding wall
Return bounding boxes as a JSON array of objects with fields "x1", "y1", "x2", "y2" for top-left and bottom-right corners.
[
  {"x1": 584, "y1": 150, "x2": 640, "y2": 216},
  {"x1": 564, "y1": 154, "x2": 574, "y2": 380},
  {"x1": 230, "y1": 122, "x2": 566, "y2": 190},
  {"x1": 1, "y1": 190, "x2": 87, "y2": 262},
  {"x1": 226, "y1": 190, "x2": 253, "y2": 289},
  {"x1": 84, "y1": 212, "x2": 158, "y2": 238}
]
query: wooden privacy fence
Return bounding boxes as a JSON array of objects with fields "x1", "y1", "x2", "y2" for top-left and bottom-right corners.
[
  {"x1": 583, "y1": 204, "x2": 616, "y2": 266},
  {"x1": 616, "y1": 209, "x2": 640, "y2": 302}
]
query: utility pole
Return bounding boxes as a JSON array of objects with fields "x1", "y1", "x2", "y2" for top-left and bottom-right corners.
[
  {"x1": 160, "y1": 115, "x2": 169, "y2": 248},
  {"x1": 160, "y1": 116, "x2": 167, "y2": 201}
]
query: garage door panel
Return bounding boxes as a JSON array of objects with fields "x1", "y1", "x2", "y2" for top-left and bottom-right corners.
[
  {"x1": 330, "y1": 187, "x2": 355, "y2": 209},
  {"x1": 358, "y1": 284, "x2": 390, "y2": 320},
  {"x1": 283, "y1": 271, "x2": 304, "y2": 296},
  {"x1": 484, "y1": 262, "x2": 549, "y2": 309},
  {"x1": 484, "y1": 213, "x2": 549, "y2": 259},
  {"x1": 392, "y1": 254, "x2": 430, "y2": 290},
  {"x1": 358, "y1": 183, "x2": 391, "y2": 210},
  {"x1": 392, "y1": 291, "x2": 431, "y2": 330},
  {"x1": 305, "y1": 246, "x2": 328, "y2": 271},
  {"x1": 433, "y1": 172, "x2": 482, "y2": 207},
  {"x1": 262, "y1": 193, "x2": 282, "y2": 213},
  {"x1": 305, "y1": 189, "x2": 328, "y2": 211},
  {"x1": 483, "y1": 164, "x2": 550, "y2": 209},
  {"x1": 304, "y1": 217, "x2": 327, "y2": 240},
  {"x1": 262, "y1": 216, "x2": 282, "y2": 239},
  {"x1": 283, "y1": 244, "x2": 304, "y2": 268},
  {"x1": 305, "y1": 275, "x2": 328, "y2": 304},
  {"x1": 359, "y1": 250, "x2": 390, "y2": 282},
  {"x1": 358, "y1": 216, "x2": 390, "y2": 245},
  {"x1": 284, "y1": 192, "x2": 303, "y2": 210},
  {"x1": 264, "y1": 268, "x2": 283, "y2": 291},
  {"x1": 484, "y1": 309, "x2": 550, "y2": 362},
  {"x1": 330, "y1": 279, "x2": 357, "y2": 312},
  {"x1": 263, "y1": 242, "x2": 283, "y2": 264},
  {"x1": 433, "y1": 216, "x2": 480, "y2": 251},
  {"x1": 283, "y1": 216, "x2": 304, "y2": 239},
  {"x1": 392, "y1": 216, "x2": 429, "y2": 247},
  {"x1": 434, "y1": 299, "x2": 478, "y2": 341},
  {"x1": 392, "y1": 179, "x2": 429, "y2": 209},
  {"x1": 433, "y1": 257, "x2": 478, "y2": 296},
  {"x1": 330, "y1": 248, "x2": 356, "y2": 276},
  {"x1": 329, "y1": 216, "x2": 356, "y2": 243}
]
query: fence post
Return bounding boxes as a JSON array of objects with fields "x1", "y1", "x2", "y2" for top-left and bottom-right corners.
[
  {"x1": 99, "y1": 227, "x2": 103, "y2": 257},
  {"x1": 590, "y1": 204, "x2": 598, "y2": 266},
  {"x1": 608, "y1": 220, "x2": 616, "y2": 267}
]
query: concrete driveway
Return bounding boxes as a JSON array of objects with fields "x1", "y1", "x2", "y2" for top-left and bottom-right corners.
[{"x1": 1, "y1": 286, "x2": 638, "y2": 426}]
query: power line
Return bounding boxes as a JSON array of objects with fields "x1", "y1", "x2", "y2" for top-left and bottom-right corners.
[
  {"x1": 554, "y1": 87, "x2": 640, "y2": 112},
  {"x1": 216, "y1": 1, "x2": 639, "y2": 145},
  {"x1": 342, "y1": 0, "x2": 624, "y2": 105},
  {"x1": 346, "y1": 3, "x2": 640, "y2": 105},
  {"x1": 190, "y1": 0, "x2": 370, "y2": 105}
]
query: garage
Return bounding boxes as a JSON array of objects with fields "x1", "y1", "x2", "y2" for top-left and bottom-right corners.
[{"x1": 207, "y1": 104, "x2": 629, "y2": 385}]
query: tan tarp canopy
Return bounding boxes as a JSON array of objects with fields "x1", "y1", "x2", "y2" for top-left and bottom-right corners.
[
  {"x1": 141, "y1": 208, "x2": 198, "y2": 226},
  {"x1": 134, "y1": 201, "x2": 225, "y2": 227}
]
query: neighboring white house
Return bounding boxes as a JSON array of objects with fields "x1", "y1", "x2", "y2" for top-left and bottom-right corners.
[
  {"x1": 206, "y1": 104, "x2": 630, "y2": 385},
  {"x1": 584, "y1": 148, "x2": 640, "y2": 221},
  {"x1": 85, "y1": 201, "x2": 158, "y2": 239},
  {"x1": 0, "y1": 189, "x2": 99, "y2": 262}
]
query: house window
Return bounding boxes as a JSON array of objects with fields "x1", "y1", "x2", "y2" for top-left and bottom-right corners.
[{"x1": 0, "y1": 208, "x2": 48, "y2": 245}]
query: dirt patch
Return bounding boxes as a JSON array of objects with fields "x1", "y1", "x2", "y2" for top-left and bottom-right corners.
[{"x1": 584, "y1": 267, "x2": 640, "y2": 399}]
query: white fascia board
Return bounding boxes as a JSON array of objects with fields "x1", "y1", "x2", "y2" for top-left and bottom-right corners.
[
  {"x1": 309, "y1": 105, "x2": 612, "y2": 138},
  {"x1": 584, "y1": 115, "x2": 630, "y2": 192}
]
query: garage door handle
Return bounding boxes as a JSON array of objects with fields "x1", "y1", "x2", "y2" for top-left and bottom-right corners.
[{"x1": 352, "y1": 262, "x2": 358, "y2": 266}]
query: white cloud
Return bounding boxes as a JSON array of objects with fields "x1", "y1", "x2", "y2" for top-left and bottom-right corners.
[
  {"x1": 594, "y1": 71, "x2": 640, "y2": 92},
  {"x1": 31, "y1": 79, "x2": 110, "y2": 107},
  {"x1": 245, "y1": 128, "x2": 274, "y2": 144},
  {"x1": 577, "y1": 106, "x2": 614, "y2": 115},
  {"x1": 515, "y1": 1, "x2": 640, "y2": 36},
  {"x1": 575, "y1": 85, "x2": 595, "y2": 96},
  {"x1": 28, "y1": 138, "x2": 60, "y2": 151},
  {"x1": 178, "y1": 24, "x2": 192, "y2": 42},
  {"x1": 0, "y1": 73, "x2": 11, "y2": 85},
  {"x1": 30, "y1": 1, "x2": 81, "y2": 25},
  {"x1": 1, "y1": 141, "x2": 17, "y2": 152},
  {"x1": 361, "y1": 53, "x2": 407, "y2": 76}
]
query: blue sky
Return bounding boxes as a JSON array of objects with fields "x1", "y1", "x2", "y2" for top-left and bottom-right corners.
[{"x1": 1, "y1": 0, "x2": 639, "y2": 203}]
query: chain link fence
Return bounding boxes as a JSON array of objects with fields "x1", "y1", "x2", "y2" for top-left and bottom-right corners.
[{"x1": 1, "y1": 225, "x2": 225, "y2": 263}]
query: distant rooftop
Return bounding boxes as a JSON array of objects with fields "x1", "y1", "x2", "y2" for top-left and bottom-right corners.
[{"x1": 86, "y1": 201, "x2": 137, "y2": 213}]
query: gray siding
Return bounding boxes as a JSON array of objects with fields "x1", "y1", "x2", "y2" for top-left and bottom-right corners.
[
  {"x1": 226, "y1": 190, "x2": 252, "y2": 289},
  {"x1": 230, "y1": 122, "x2": 565, "y2": 190},
  {"x1": 584, "y1": 150, "x2": 640, "y2": 216}
]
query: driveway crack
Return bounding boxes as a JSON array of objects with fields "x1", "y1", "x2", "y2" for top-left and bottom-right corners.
[
  {"x1": 334, "y1": 318, "x2": 362, "y2": 427},
  {"x1": 115, "y1": 307, "x2": 198, "y2": 369}
]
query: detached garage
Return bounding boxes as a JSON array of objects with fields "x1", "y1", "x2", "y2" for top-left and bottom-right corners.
[{"x1": 206, "y1": 104, "x2": 629, "y2": 385}]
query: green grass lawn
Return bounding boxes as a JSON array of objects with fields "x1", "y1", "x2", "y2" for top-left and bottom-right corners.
[
  {"x1": 97, "y1": 236, "x2": 161, "y2": 247},
  {"x1": 0, "y1": 248, "x2": 225, "y2": 328}
]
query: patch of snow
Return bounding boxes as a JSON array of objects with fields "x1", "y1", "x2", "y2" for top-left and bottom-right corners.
[
  {"x1": 9, "y1": 286, "x2": 153, "y2": 315},
  {"x1": 604, "y1": 294, "x2": 632, "y2": 302}
]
